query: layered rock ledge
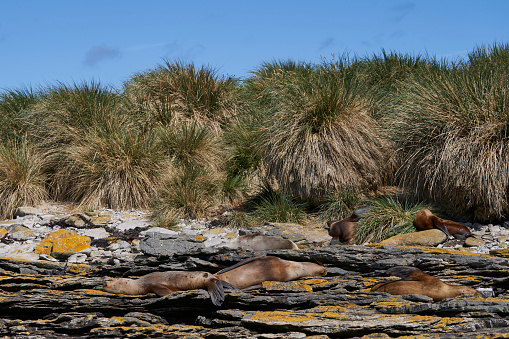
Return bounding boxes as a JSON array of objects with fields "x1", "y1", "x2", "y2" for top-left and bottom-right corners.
[{"x1": 1, "y1": 245, "x2": 509, "y2": 338}]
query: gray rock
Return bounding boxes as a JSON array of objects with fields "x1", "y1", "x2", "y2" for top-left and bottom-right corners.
[
  {"x1": 6, "y1": 224, "x2": 34, "y2": 240},
  {"x1": 139, "y1": 233, "x2": 203, "y2": 256},
  {"x1": 140, "y1": 227, "x2": 179, "y2": 237},
  {"x1": 116, "y1": 218, "x2": 151, "y2": 231},
  {"x1": 14, "y1": 207, "x2": 42, "y2": 217},
  {"x1": 79, "y1": 227, "x2": 110, "y2": 239}
]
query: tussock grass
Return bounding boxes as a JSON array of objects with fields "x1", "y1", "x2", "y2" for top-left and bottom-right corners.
[
  {"x1": 51, "y1": 124, "x2": 168, "y2": 210},
  {"x1": 34, "y1": 81, "x2": 127, "y2": 146},
  {"x1": 0, "y1": 87, "x2": 41, "y2": 143},
  {"x1": 154, "y1": 167, "x2": 220, "y2": 219},
  {"x1": 354, "y1": 196, "x2": 428, "y2": 244},
  {"x1": 249, "y1": 181, "x2": 307, "y2": 223},
  {"x1": 157, "y1": 120, "x2": 221, "y2": 170},
  {"x1": 254, "y1": 60, "x2": 392, "y2": 204},
  {"x1": 391, "y1": 59, "x2": 509, "y2": 221},
  {"x1": 317, "y1": 186, "x2": 361, "y2": 221},
  {"x1": 0, "y1": 139, "x2": 48, "y2": 219},
  {"x1": 125, "y1": 60, "x2": 240, "y2": 132}
]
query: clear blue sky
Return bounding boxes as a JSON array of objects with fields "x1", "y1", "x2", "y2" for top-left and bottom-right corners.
[{"x1": 1, "y1": 0, "x2": 508, "y2": 90}]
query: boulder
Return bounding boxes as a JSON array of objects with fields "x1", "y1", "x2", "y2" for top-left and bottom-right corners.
[
  {"x1": 35, "y1": 229, "x2": 91, "y2": 259},
  {"x1": 14, "y1": 206, "x2": 42, "y2": 217},
  {"x1": 379, "y1": 229, "x2": 447, "y2": 247},
  {"x1": 5, "y1": 224, "x2": 34, "y2": 240}
]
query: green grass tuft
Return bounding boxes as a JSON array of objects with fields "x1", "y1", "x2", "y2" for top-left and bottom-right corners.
[{"x1": 354, "y1": 196, "x2": 429, "y2": 244}]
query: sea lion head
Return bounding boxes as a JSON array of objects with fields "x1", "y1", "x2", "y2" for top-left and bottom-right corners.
[{"x1": 104, "y1": 278, "x2": 137, "y2": 294}]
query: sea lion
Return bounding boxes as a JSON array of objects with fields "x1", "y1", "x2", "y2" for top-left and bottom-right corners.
[
  {"x1": 217, "y1": 233, "x2": 299, "y2": 251},
  {"x1": 326, "y1": 215, "x2": 358, "y2": 245},
  {"x1": 370, "y1": 266, "x2": 482, "y2": 301},
  {"x1": 214, "y1": 256, "x2": 327, "y2": 290},
  {"x1": 103, "y1": 271, "x2": 230, "y2": 306},
  {"x1": 326, "y1": 208, "x2": 368, "y2": 245},
  {"x1": 414, "y1": 209, "x2": 473, "y2": 239}
]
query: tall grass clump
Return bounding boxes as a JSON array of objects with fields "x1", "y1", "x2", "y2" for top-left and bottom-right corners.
[
  {"x1": 317, "y1": 186, "x2": 361, "y2": 221},
  {"x1": 354, "y1": 196, "x2": 428, "y2": 244},
  {"x1": 124, "y1": 60, "x2": 240, "y2": 132},
  {"x1": 249, "y1": 181, "x2": 307, "y2": 223},
  {"x1": 33, "y1": 81, "x2": 127, "y2": 147},
  {"x1": 0, "y1": 87, "x2": 41, "y2": 143},
  {"x1": 154, "y1": 167, "x2": 220, "y2": 219},
  {"x1": 391, "y1": 47, "x2": 509, "y2": 221},
  {"x1": 51, "y1": 124, "x2": 169, "y2": 210},
  {"x1": 0, "y1": 139, "x2": 48, "y2": 219},
  {"x1": 251, "y1": 60, "x2": 393, "y2": 205}
]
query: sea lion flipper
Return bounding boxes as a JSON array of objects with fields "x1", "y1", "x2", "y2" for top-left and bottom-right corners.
[
  {"x1": 220, "y1": 281, "x2": 240, "y2": 290},
  {"x1": 208, "y1": 281, "x2": 225, "y2": 306},
  {"x1": 386, "y1": 266, "x2": 423, "y2": 281},
  {"x1": 433, "y1": 219, "x2": 452, "y2": 237},
  {"x1": 215, "y1": 257, "x2": 263, "y2": 275}
]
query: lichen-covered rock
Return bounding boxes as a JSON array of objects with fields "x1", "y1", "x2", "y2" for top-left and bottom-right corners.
[
  {"x1": 380, "y1": 229, "x2": 447, "y2": 247},
  {"x1": 35, "y1": 229, "x2": 91, "y2": 259}
]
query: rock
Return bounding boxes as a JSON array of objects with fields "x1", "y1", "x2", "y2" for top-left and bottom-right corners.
[
  {"x1": 79, "y1": 227, "x2": 110, "y2": 239},
  {"x1": 139, "y1": 232, "x2": 203, "y2": 256},
  {"x1": 464, "y1": 237, "x2": 486, "y2": 247},
  {"x1": 140, "y1": 227, "x2": 179, "y2": 237},
  {"x1": 116, "y1": 218, "x2": 151, "y2": 231},
  {"x1": 242, "y1": 222, "x2": 330, "y2": 246},
  {"x1": 5, "y1": 224, "x2": 34, "y2": 240},
  {"x1": 379, "y1": 229, "x2": 447, "y2": 246},
  {"x1": 14, "y1": 206, "x2": 42, "y2": 217},
  {"x1": 35, "y1": 229, "x2": 91, "y2": 259},
  {"x1": 65, "y1": 215, "x2": 88, "y2": 227},
  {"x1": 90, "y1": 215, "x2": 110, "y2": 226},
  {"x1": 67, "y1": 253, "x2": 88, "y2": 263}
]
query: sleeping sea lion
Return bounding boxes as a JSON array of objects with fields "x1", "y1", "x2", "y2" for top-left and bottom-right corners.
[
  {"x1": 103, "y1": 271, "x2": 230, "y2": 306},
  {"x1": 414, "y1": 209, "x2": 473, "y2": 239},
  {"x1": 370, "y1": 266, "x2": 482, "y2": 301},
  {"x1": 217, "y1": 233, "x2": 299, "y2": 251},
  {"x1": 214, "y1": 256, "x2": 327, "y2": 290}
]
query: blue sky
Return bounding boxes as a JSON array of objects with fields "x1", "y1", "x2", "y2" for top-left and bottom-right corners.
[{"x1": 1, "y1": 0, "x2": 508, "y2": 90}]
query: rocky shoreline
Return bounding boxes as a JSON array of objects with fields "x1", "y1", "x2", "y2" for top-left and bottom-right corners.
[{"x1": 1, "y1": 203, "x2": 509, "y2": 338}]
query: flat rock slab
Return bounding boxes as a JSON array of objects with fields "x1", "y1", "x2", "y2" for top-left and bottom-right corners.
[{"x1": 0, "y1": 245, "x2": 507, "y2": 338}]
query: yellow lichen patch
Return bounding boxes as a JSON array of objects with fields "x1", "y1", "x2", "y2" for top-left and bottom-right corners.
[
  {"x1": 250, "y1": 310, "x2": 315, "y2": 323},
  {"x1": 34, "y1": 229, "x2": 91, "y2": 258},
  {"x1": 261, "y1": 280, "x2": 312, "y2": 292},
  {"x1": 192, "y1": 234, "x2": 205, "y2": 242},
  {"x1": 225, "y1": 231, "x2": 236, "y2": 239},
  {"x1": 362, "y1": 277, "x2": 392, "y2": 287},
  {"x1": 430, "y1": 316, "x2": 466, "y2": 330},
  {"x1": 0, "y1": 229, "x2": 7, "y2": 239}
]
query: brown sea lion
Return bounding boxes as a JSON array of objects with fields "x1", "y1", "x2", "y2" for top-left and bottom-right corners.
[
  {"x1": 103, "y1": 271, "x2": 230, "y2": 306},
  {"x1": 414, "y1": 209, "x2": 473, "y2": 239},
  {"x1": 371, "y1": 266, "x2": 482, "y2": 301},
  {"x1": 326, "y1": 215, "x2": 358, "y2": 245},
  {"x1": 217, "y1": 233, "x2": 299, "y2": 251},
  {"x1": 326, "y1": 208, "x2": 369, "y2": 245},
  {"x1": 215, "y1": 256, "x2": 327, "y2": 290}
]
